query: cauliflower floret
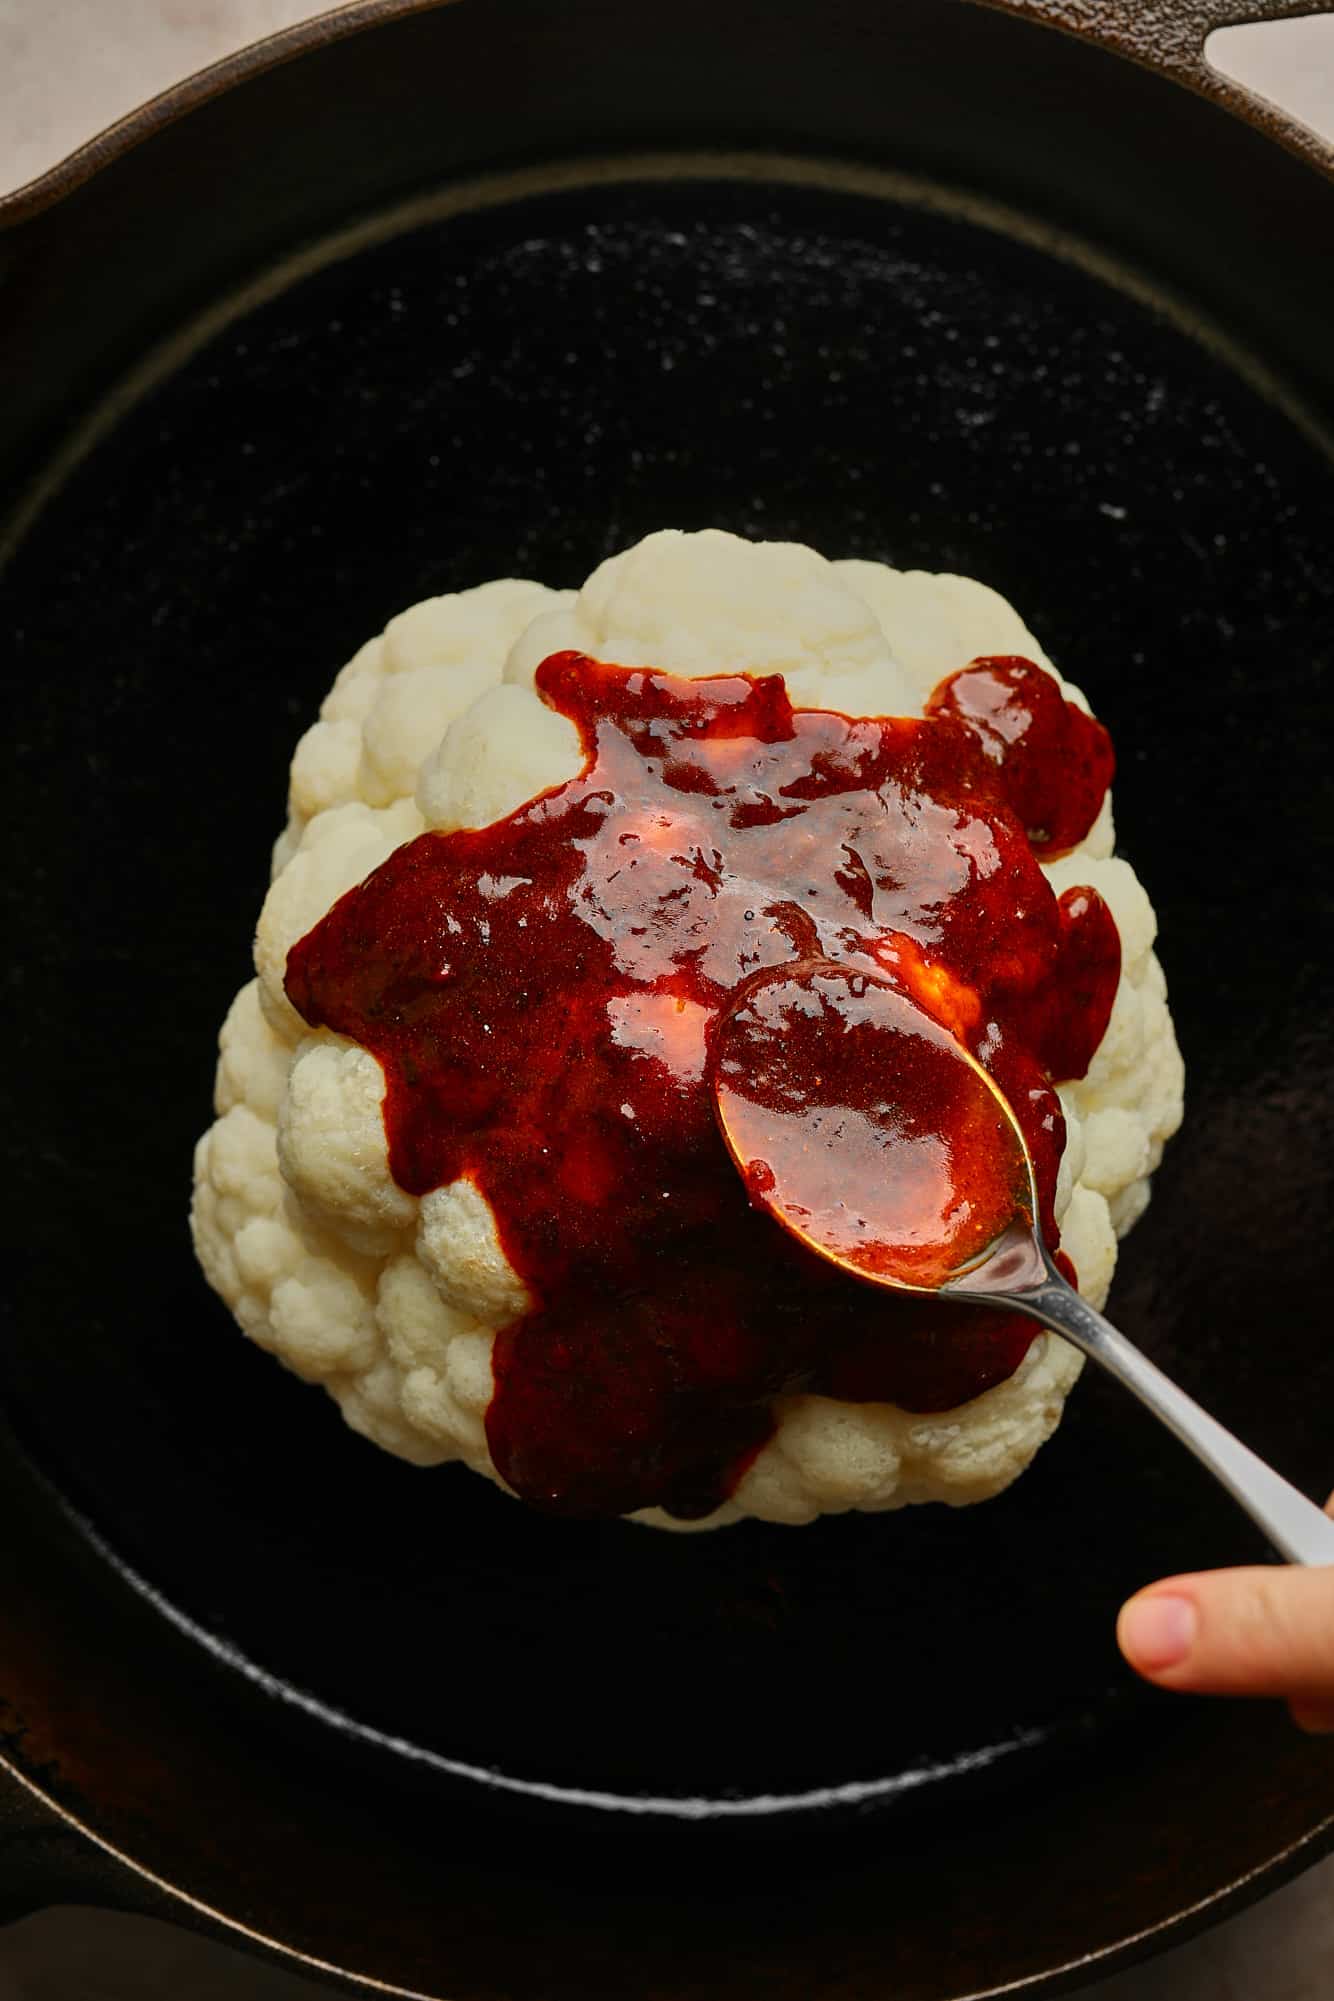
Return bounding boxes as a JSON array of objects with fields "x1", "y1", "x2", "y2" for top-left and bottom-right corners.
[
  {"x1": 288, "y1": 716, "x2": 362, "y2": 829},
  {"x1": 374, "y1": 1256, "x2": 497, "y2": 1474},
  {"x1": 192, "y1": 1104, "x2": 381, "y2": 1385},
  {"x1": 277, "y1": 1035, "x2": 418, "y2": 1258},
  {"x1": 257, "y1": 800, "x2": 423, "y2": 1040},
  {"x1": 717, "y1": 1329, "x2": 1087, "y2": 1526},
  {"x1": 505, "y1": 528, "x2": 915, "y2": 716},
  {"x1": 275, "y1": 580, "x2": 570, "y2": 863},
  {"x1": 417, "y1": 683, "x2": 583, "y2": 833},
  {"x1": 422, "y1": 530, "x2": 916, "y2": 829},
  {"x1": 416, "y1": 1181, "x2": 531, "y2": 1327},
  {"x1": 358, "y1": 661, "x2": 503, "y2": 809},
  {"x1": 321, "y1": 635, "x2": 387, "y2": 725},
  {"x1": 215, "y1": 979, "x2": 292, "y2": 1126},
  {"x1": 193, "y1": 529, "x2": 1183, "y2": 1528}
]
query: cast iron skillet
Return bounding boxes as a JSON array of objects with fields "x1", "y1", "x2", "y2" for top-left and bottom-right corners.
[{"x1": 2, "y1": 1, "x2": 1333, "y2": 1995}]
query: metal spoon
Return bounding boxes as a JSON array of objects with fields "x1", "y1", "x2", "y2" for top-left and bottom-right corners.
[{"x1": 712, "y1": 958, "x2": 1334, "y2": 1565}]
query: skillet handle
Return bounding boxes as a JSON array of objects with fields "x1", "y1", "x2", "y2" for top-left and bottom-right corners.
[
  {"x1": 0, "y1": 1755, "x2": 169, "y2": 1925},
  {"x1": 998, "y1": 0, "x2": 1329, "y2": 59},
  {"x1": 994, "y1": 0, "x2": 1334, "y2": 161}
]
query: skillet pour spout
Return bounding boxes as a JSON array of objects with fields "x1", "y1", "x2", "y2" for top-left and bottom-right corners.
[{"x1": 2, "y1": 2, "x2": 1334, "y2": 1997}]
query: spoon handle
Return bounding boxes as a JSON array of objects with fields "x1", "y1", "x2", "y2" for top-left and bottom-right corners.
[{"x1": 1002, "y1": 1272, "x2": 1334, "y2": 1567}]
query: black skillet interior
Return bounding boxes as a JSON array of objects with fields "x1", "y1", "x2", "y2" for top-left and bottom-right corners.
[{"x1": 3, "y1": 163, "x2": 1333, "y2": 1826}]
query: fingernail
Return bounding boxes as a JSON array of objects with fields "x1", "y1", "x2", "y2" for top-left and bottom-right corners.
[
  {"x1": 1120, "y1": 1593, "x2": 1196, "y2": 1669},
  {"x1": 1290, "y1": 1702, "x2": 1334, "y2": 1736}
]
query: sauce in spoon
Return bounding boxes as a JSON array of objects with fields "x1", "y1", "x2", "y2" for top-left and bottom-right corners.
[
  {"x1": 712, "y1": 959, "x2": 1033, "y2": 1290},
  {"x1": 712, "y1": 962, "x2": 1334, "y2": 1565}
]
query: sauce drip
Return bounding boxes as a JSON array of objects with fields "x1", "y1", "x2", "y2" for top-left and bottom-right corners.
[
  {"x1": 712, "y1": 960, "x2": 1033, "y2": 1290},
  {"x1": 286, "y1": 651, "x2": 1119, "y2": 1518},
  {"x1": 926, "y1": 655, "x2": 1115, "y2": 857}
]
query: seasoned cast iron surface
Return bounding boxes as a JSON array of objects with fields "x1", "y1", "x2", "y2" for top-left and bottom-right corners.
[{"x1": 3, "y1": 174, "x2": 1332, "y2": 1817}]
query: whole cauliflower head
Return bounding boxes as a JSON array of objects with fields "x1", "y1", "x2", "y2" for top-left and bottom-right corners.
[{"x1": 192, "y1": 530, "x2": 1183, "y2": 1528}]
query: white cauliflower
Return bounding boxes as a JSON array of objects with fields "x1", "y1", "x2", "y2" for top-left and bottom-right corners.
[{"x1": 192, "y1": 530, "x2": 1183, "y2": 1528}]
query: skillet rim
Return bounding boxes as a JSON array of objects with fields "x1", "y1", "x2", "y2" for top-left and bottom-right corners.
[
  {"x1": 4, "y1": 1716, "x2": 1334, "y2": 2001},
  {"x1": 0, "y1": 0, "x2": 1331, "y2": 230},
  {"x1": 3, "y1": 2, "x2": 1334, "y2": 1993}
]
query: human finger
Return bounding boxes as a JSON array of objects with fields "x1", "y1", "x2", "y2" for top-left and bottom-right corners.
[{"x1": 1117, "y1": 1565, "x2": 1334, "y2": 1701}]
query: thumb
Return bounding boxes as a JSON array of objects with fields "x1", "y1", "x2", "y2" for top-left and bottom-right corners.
[{"x1": 1118, "y1": 1565, "x2": 1334, "y2": 1706}]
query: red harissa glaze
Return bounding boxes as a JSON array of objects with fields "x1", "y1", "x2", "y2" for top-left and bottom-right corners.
[
  {"x1": 286, "y1": 651, "x2": 1119, "y2": 1519},
  {"x1": 925, "y1": 655, "x2": 1115, "y2": 859}
]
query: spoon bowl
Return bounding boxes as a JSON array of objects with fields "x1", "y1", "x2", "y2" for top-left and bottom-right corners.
[
  {"x1": 711, "y1": 957, "x2": 1040, "y2": 1292},
  {"x1": 712, "y1": 958, "x2": 1334, "y2": 1566}
]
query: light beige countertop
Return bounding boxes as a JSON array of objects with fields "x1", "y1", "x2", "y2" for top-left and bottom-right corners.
[{"x1": 2, "y1": 4, "x2": 1332, "y2": 1997}]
